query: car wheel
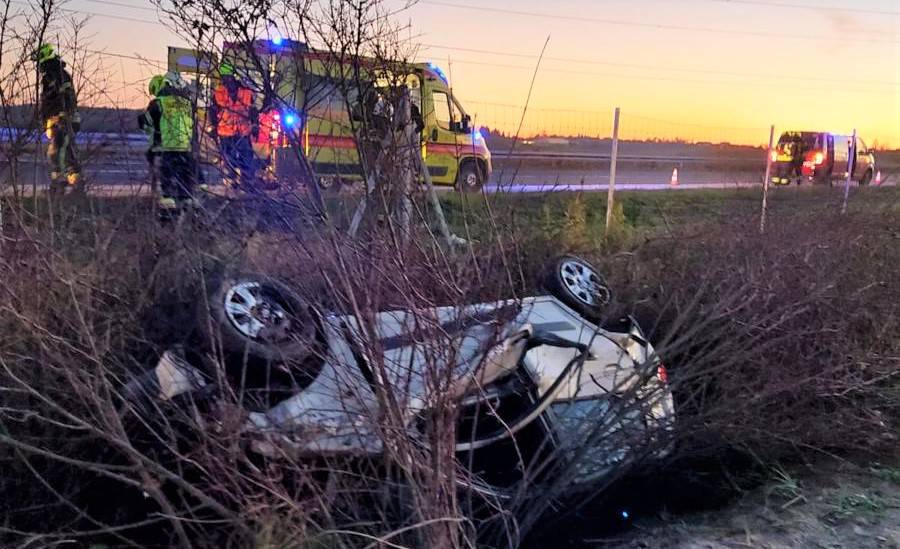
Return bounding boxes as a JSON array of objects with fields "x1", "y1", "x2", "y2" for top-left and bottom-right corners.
[
  {"x1": 544, "y1": 255, "x2": 612, "y2": 321},
  {"x1": 456, "y1": 162, "x2": 484, "y2": 192},
  {"x1": 860, "y1": 169, "x2": 873, "y2": 186},
  {"x1": 199, "y1": 274, "x2": 322, "y2": 367}
]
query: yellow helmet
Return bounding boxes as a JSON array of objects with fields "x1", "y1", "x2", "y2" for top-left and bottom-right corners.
[
  {"x1": 148, "y1": 74, "x2": 165, "y2": 96},
  {"x1": 218, "y1": 62, "x2": 234, "y2": 77},
  {"x1": 33, "y1": 43, "x2": 58, "y2": 64}
]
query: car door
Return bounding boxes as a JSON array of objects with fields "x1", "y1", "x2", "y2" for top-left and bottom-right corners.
[
  {"x1": 854, "y1": 137, "x2": 871, "y2": 179},
  {"x1": 423, "y1": 89, "x2": 460, "y2": 185},
  {"x1": 832, "y1": 135, "x2": 850, "y2": 178}
]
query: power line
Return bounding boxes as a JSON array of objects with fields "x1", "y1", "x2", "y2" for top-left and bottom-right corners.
[
  {"x1": 417, "y1": 0, "x2": 900, "y2": 45},
  {"x1": 11, "y1": 0, "x2": 159, "y2": 24},
  {"x1": 25, "y1": 0, "x2": 900, "y2": 42},
  {"x1": 706, "y1": 0, "x2": 900, "y2": 16},
  {"x1": 434, "y1": 57, "x2": 900, "y2": 96},
  {"x1": 420, "y1": 42, "x2": 900, "y2": 88},
  {"x1": 78, "y1": 0, "x2": 159, "y2": 12},
  {"x1": 19, "y1": 1, "x2": 900, "y2": 94},
  {"x1": 84, "y1": 48, "x2": 166, "y2": 68},
  {"x1": 31, "y1": 43, "x2": 900, "y2": 98},
  {"x1": 462, "y1": 100, "x2": 615, "y2": 115}
]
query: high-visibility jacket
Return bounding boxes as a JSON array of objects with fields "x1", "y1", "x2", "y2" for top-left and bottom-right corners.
[
  {"x1": 158, "y1": 95, "x2": 193, "y2": 152},
  {"x1": 255, "y1": 110, "x2": 281, "y2": 146},
  {"x1": 214, "y1": 85, "x2": 252, "y2": 137}
]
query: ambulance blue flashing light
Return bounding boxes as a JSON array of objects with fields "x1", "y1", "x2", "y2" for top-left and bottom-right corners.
[
  {"x1": 282, "y1": 112, "x2": 297, "y2": 127},
  {"x1": 272, "y1": 35, "x2": 284, "y2": 46},
  {"x1": 427, "y1": 62, "x2": 448, "y2": 84}
]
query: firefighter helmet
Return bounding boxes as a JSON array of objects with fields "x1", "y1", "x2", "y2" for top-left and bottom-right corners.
[
  {"x1": 148, "y1": 74, "x2": 165, "y2": 97},
  {"x1": 164, "y1": 70, "x2": 186, "y2": 89},
  {"x1": 33, "y1": 43, "x2": 58, "y2": 64}
]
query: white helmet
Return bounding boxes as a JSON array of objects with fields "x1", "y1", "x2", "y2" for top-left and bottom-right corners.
[{"x1": 164, "y1": 70, "x2": 187, "y2": 89}]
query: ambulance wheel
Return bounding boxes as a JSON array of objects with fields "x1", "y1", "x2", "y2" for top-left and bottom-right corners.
[
  {"x1": 544, "y1": 255, "x2": 612, "y2": 322},
  {"x1": 456, "y1": 161, "x2": 484, "y2": 192}
]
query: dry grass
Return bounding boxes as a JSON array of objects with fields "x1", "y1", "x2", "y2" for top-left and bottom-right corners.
[
  {"x1": 0, "y1": 187, "x2": 897, "y2": 547},
  {"x1": 590, "y1": 460, "x2": 900, "y2": 549}
]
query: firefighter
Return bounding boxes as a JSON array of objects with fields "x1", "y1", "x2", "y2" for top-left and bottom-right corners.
[
  {"x1": 33, "y1": 44, "x2": 82, "y2": 194},
  {"x1": 138, "y1": 74, "x2": 165, "y2": 193},
  {"x1": 141, "y1": 73, "x2": 198, "y2": 219},
  {"x1": 210, "y1": 62, "x2": 256, "y2": 191}
]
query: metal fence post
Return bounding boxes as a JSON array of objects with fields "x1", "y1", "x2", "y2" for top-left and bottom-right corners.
[
  {"x1": 605, "y1": 107, "x2": 620, "y2": 234},
  {"x1": 841, "y1": 128, "x2": 856, "y2": 215},
  {"x1": 760, "y1": 124, "x2": 775, "y2": 234}
]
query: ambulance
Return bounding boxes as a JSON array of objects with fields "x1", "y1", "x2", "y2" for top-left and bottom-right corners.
[{"x1": 167, "y1": 39, "x2": 492, "y2": 191}]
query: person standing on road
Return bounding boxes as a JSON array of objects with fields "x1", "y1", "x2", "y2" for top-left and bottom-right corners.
[
  {"x1": 33, "y1": 44, "x2": 83, "y2": 195},
  {"x1": 141, "y1": 73, "x2": 198, "y2": 219},
  {"x1": 210, "y1": 62, "x2": 256, "y2": 191},
  {"x1": 138, "y1": 74, "x2": 166, "y2": 193}
]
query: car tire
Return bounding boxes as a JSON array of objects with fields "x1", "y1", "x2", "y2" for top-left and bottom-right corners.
[
  {"x1": 860, "y1": 169, "x2": 873, "y2": 186},
  {"x1": 544, "y1": 255, "x2": 612, "y2": 322},
  {"x1": 198, "y1": 273, "x2": 322, "y2": 367},
  {"x1": 456, "y1": 161, "x2": 484, "y2": 192}
]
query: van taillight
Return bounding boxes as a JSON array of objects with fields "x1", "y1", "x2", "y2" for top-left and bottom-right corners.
[{"x1": 657, "y1": 363, "x2": 669, "y2": 384}]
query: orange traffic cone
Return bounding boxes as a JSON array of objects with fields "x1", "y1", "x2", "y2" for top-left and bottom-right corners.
[
  {"x1": 875, "y1": 171, "x2": 882, "y2": 185},
  {"x1": 670, "y1": 168, "x2": 679, "y2": 186}
]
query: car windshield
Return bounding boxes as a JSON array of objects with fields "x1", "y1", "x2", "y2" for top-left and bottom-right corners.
[{"x1": 776, "y1": 132, "x2": 822, "y2": 157}]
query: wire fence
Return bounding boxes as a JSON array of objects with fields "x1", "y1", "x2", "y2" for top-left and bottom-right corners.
[{"x1": 462, "y1": 100, "x2": 770, "y2": 147}]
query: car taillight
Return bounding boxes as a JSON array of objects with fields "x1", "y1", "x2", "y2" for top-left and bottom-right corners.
[{"x1": 657, "y1": 363, "x2": 668, "y2": 384}]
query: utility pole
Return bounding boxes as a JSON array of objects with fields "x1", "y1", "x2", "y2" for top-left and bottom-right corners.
[
  {"x1": 605, "y1": 107, "x2": 620, "y2": 234},
  {"x1": 760, "y1": 124, "x2": 775, "y2": 234}
]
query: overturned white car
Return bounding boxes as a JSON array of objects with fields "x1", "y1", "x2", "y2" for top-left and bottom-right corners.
[{"x1": 128, "y1": 255, "x2": 674, "y2": 491}]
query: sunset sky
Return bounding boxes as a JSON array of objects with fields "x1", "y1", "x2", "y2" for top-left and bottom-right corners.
[{"x1": 65, "y1": 0, "x2": 899, "y2": 146}]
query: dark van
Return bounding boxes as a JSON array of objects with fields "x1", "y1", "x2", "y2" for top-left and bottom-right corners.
[{"x1": 771, "y1": 131, "x2": 876, "y2": 186}]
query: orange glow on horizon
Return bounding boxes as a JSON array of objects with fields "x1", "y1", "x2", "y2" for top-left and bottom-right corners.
[{"x1": 67, "y1": 0, "x2": 899, "y2": 147}]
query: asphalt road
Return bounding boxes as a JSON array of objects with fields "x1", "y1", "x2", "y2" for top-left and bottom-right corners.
[
  {"x1": 5, "y1": 129, "x2": 897, "y2": 192},
  {"x1": 3, "y1": 152, "x2": 893, "y2": 195},
  {"x1": 6, "y1": 157, "x2": 763, "y2": 189}
]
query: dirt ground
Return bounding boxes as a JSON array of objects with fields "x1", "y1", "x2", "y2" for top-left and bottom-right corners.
[{"x1": 597, "y1": 463, "x2": 900, "y2": 549}]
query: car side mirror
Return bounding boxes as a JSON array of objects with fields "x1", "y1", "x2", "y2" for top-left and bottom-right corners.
[
  {"x1": 431, "y1": 128, "x2": 438, "y2": 142},
  {"x1": 461, "y1": 114, "x2": 471, "y2": 133}
]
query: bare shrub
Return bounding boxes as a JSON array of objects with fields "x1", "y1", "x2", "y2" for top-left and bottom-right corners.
[
  {"x1": 603, "y1": 203, "x2": 899, "y2": 461},
  {"x1": 1, "y1": 187, "x2": 898, "y2": 547}
]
